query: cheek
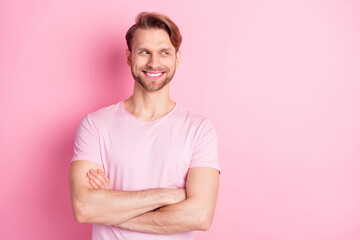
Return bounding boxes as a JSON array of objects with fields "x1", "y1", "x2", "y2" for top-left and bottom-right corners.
[
  {"x1": 133, "y1": 58, "x2": 148, "y2": 68},
  {"x1": 162, "y1": 57, "x2": 175, "y2": 66},
  {"x1": 169, "y1": 59, "x2": 177, "y2": 70}
]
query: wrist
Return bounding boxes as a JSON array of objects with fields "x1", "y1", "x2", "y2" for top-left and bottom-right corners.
[{"x1": 158, "y1": 189, "x2": 174, "y2": 205}]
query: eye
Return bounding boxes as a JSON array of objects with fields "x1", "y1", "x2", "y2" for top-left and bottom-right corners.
[
  {"x1": 161, "y1": 52, "x2": 168, "y2": 55},
  {"x1": 140, "y1": 50, "x2": 149, "y2": 54}
]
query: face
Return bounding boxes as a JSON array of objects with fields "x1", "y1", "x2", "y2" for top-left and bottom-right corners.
[{"x1": 126, "y1": 28, "x2": 181, "y2": 92}]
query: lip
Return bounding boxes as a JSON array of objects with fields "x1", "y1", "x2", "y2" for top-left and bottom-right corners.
[
  {"x1": 142, "y1": 71, "x2": 165, "y2": 80},
  {"x1": 143, "y1": 70, "x2": 164, "y2": 73}
]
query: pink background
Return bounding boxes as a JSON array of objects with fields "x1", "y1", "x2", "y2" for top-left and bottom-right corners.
[{"x1": 1, "y1": 0, "x2": 360, "y2": 239}]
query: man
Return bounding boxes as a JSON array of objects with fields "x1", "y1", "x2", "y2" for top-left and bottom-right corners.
[{"x1": 68, "y1": 11, "x2": 221, "y2": 240}]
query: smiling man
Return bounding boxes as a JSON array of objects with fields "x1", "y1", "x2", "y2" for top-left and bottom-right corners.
[
  {"x1": 129, "y1": 29, "x2": 178, "y2": 92},
  {"x1": 68, "y1": 11, "x2": 221, "y2": 240}
]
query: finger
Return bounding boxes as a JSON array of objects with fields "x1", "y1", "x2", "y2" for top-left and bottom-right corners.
[
  {"x1": 91, "y1": 169, "x2": 110, "y2": 189},
  {"x1": 89, "y1": 170, "x2": 109, "y2": 189},
  {"x1": 89, "y1": 179, "x2": 99, "y2": 189},
  {"x1": 91, "y1": 169, "x2": 111, "y2": 189},
  {"x1": 87, "y1": 171, "x2": 106, "y2": 189},
  {"x1": 97, "y1": 169, "x2": 112, "y2": 189},
  {"x1": 87, "y1": 172, "x2": 99, "y2": 187}
]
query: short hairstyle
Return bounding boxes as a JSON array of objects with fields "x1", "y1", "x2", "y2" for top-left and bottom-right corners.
[{"x1": 125, "y1": 11, "x2": 182, "y2": 52}]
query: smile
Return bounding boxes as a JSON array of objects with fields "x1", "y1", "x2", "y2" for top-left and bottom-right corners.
[
  {"x1": 143, "y1": 71, "x2": 165, "y2": 80},
  {"x1": 147, "y1": 72, "x2": 162, "y2": 77}
]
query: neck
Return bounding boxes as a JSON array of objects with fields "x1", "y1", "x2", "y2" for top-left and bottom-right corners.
[{"x1": 124, "y1": 84, "x2": 176, "y2": 121}]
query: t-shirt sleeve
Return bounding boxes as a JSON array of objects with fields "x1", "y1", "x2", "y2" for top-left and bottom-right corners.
[
  {"x1": 70, "y1": 114, "x2": 103, "y2": 166},
  {"x1": 189, "y1": 118, "x2": 221, "y2": 174}
]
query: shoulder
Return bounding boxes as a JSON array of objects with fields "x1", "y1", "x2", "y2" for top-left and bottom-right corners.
[
  {"x1": 174, "y1": 103, "x2": 216, "y2": 130},
  {"x1": 84, "y1": 101, "x2": 122, "y2": 126}
]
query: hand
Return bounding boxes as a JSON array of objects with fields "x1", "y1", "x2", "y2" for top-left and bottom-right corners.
[{"x1": 87, "y1": 169, "x2": 113, "y2": 190}]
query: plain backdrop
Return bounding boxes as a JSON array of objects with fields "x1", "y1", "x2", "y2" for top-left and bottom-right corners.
[{"x1": 1, "y1": 0, "x2": 360, "y2": 239}]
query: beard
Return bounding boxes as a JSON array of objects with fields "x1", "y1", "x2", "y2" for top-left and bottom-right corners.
[{"x1": 131, "y1": 66, "x2": 176, "y2": 92}]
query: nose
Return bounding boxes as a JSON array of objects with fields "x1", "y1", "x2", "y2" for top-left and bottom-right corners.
[{"x1": 146, "y1": 54, "x2": 161, "y2": 69}]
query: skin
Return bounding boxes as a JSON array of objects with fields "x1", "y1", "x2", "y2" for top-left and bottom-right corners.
[
  {"x1": 69, "y1": 161, "x2": 186, "y2": 226},
  {"x1": 87, "y1": 169, "x2": 112, "y2": 190},
  {"x1": 69, "y1": 27, "x2": 220, "y2": 234},
  {"x1": 123, "y1": 27, "x2": 181, "y2": 122},
  {"x1": 127, "y1": 28, "x2": 180, "y2": 93},
  {"x1": 86, "y1": 167, "x2": 220, "y2": 234}
]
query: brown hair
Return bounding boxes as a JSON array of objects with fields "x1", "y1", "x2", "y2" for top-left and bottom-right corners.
[{"x1": 125, "y1": 11, "x2": 182, "y2": 52}]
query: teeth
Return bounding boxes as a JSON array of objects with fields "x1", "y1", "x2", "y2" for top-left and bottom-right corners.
[{"x1": 146, "y1": 72, "x2": 162, "y2": 77}]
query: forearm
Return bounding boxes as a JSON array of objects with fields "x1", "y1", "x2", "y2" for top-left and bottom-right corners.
[
  {"x1": 117, "y1": 197, "x2": 211, "y2": 234},
  {"x1": 73, "y1": 188, "x2": 179, "y2": 226}
]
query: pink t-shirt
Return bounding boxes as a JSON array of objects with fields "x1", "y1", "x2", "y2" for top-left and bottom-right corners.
[{"x1": 71, "y1": 100, "x2": 221, "y2": 240}]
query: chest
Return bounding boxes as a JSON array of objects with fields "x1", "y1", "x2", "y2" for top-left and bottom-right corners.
[{"x1": 101, "y1": 122, "x2": 194, "y2": 189}]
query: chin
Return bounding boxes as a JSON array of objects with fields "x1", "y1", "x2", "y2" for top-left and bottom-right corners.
[{"x1": 136, "y1": 79, "x2": 168, "y2": 92}]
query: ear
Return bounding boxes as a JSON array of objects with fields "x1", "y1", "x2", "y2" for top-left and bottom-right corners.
[
  {"x1": 175, "y1": 50, "x2": 181, "y2": 68},
  {"x1": 126, "y1": 49, "x2": 132, "y2": 66}
]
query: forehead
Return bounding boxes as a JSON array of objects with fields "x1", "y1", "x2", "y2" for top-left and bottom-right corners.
[{"x1": 132, "y1": 28, "x2": 174, "y2": 51}]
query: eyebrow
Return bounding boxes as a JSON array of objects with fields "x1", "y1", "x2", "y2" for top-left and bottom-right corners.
[
  {"x1": 159, "y1": 48, "x2": 172, "y2": 51},
  {"x1": 136, "y1": 47, "x2": 173, "y2": 52}
]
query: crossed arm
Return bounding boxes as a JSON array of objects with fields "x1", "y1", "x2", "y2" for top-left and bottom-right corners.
[{"x1": 68, "y1": 160, "x2": 220, "y2": 234}]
